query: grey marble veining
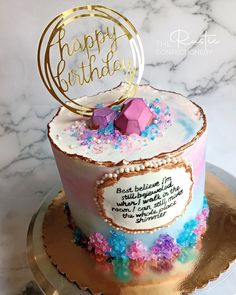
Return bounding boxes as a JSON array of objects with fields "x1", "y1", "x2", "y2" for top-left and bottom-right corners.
[{"x1": 0, "y1": 0, "x2": 236, "y2": 294}]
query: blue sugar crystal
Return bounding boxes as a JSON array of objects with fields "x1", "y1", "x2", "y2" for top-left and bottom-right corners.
[
  {"x1": 141, "y1": 130, "x2": 148, "y2": 137},
  {"x1": 111, "y1": 105, "x2": 121, "y2": 111},
  {"x1": 95, "y1": 103, "x2": 104, "y2": 108},
  {"x1": 155, "y1": 107, "x2": 161, "y2": 114},
  {"x1": 117, "y1": 136, "x2": 122, "y2": 142},
  {"x1": 86, "y1": 136, "x2": 92, "y2": 142},
  {"x1": 98, "y1": 123, "x2": 114, "y2": 136}
]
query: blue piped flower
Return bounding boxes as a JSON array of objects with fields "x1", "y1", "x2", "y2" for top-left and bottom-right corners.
[
  {"x1": 108, "y1": 230, "x2": 128, "y2": 260},
  {"x1": 203, "y1": 196, "x2": 208, "y2": 209},
  {"x1": 178, "y1": 247, "x2": 198, "y2": 264},
  {"x1": 177, "y1": 219, "x2": 199, "y2": 247},
  {"x1": 112, "y1": 258, "x2": 131, "y2": 281},
  {"x1": 73, "y1": 227, "x2": 87, "y2": 247}
]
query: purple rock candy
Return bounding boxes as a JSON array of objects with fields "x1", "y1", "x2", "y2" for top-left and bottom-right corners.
[
  {"x1": 91, "y1": 107, "x2": 117, "y2": 129},
  {"x1": 115, "y1": 98, "x2": 154, "y2": 135}
]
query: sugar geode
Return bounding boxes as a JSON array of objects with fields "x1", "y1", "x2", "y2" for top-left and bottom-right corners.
[
  {"x1": 91, "y1": 107, "x2": 117, "y2": 129},
  {"x1": 115, "y1": 98, "x2": 154, "y2": 135}
]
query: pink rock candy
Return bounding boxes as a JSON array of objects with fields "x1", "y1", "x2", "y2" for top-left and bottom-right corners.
[{"x1": 115, "y1": 98, "x2": 154, "y2": 135}]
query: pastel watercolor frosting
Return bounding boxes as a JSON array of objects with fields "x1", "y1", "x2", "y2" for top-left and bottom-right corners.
[
  {"x1": 48, "y1": 84, "x2": 207, "y2": 282},
  {"x1": 64, "y1": 197, "x2": 209, "y2": 280}
]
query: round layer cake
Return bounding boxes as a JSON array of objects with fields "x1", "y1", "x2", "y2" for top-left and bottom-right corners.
[{"x1": 48, "y1": 84, "x2": 208, "y2": 272}]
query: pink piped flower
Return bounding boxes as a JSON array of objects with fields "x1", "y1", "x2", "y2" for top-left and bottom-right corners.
[
  {"x1": 148, "y1": 252, "x2": 158, "y2": 260},
  {"x1": 88, "y1": 232, "x2": 111, "y2": 256},
  {"x1": 195, "y1": 222, "x2": 207, "y2": 235},
  {"x1": 129, "y1": 259, "x2": 147, "y2": 276},
  {"x1": 196, "y1": 213, "x2": 202, "y2": 221},
  {"x1": 196, "y1": 209, "x2": 209, "y2": 222},
  {"x1": 126, "y1": 240, "x2": 149, "y2": 262},
  {"x1": 196, "y1": 239, "x2": 203, "y2": 250},
  {"x1": 202, "y1": 208, "x2": 209, "y2": 218}
]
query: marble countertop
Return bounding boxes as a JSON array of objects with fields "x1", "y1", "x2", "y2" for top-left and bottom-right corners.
[{"x1": 0, "y1": 0, "x2": 235, "y2": 294}]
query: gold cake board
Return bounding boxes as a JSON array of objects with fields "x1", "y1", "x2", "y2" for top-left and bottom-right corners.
[{"x1": 27, "y1": 171, "x2": 236, "y2": 295}]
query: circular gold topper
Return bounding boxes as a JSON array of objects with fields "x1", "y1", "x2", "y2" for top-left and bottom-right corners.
[{"x1": 38, "y1": 5, "x2": 144, "y2": 116}]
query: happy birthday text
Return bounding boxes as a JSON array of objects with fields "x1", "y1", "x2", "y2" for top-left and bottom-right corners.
[{"x1": 49, "y1": 25, "x2": 134, "y2": 91}]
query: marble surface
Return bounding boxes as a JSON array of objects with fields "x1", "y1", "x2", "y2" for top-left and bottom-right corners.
[{"x1": 0, "y1": 0, "x2": 235, "y2": 294}]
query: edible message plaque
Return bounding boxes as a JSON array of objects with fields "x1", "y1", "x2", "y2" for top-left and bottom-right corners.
[{"x1": 96, "y1": 161, "x2": 193, "y2": 232}]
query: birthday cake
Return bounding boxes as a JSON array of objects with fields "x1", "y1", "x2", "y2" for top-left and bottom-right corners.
[
  {"x1": 48, "y1": 83, "x2": 208, "y2": 279},
  {"x1": 38, "y1": 5, "x2": 209, "y2": 291}
]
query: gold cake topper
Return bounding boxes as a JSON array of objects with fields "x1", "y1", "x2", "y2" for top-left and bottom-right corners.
[{"x1": 38, "y1": 5, "x2": 144, "y2": 116}]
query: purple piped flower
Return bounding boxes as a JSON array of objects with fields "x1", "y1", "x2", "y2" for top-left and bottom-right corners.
[{"x1": 151, "y1": 234, "x2": 180, "y2": 261}]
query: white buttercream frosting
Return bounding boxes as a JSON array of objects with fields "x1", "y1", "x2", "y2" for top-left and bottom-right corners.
[{"x1": 48, "y1": 84, "x2": 205, "y2": 164}]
